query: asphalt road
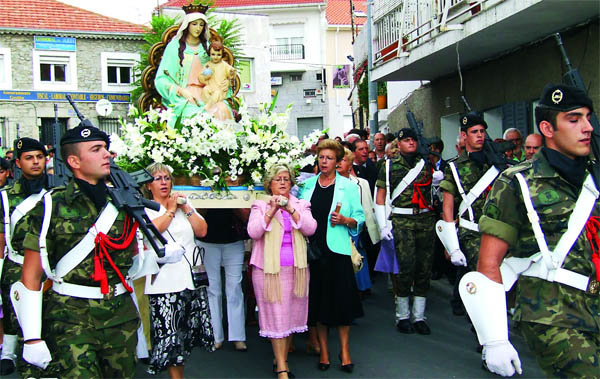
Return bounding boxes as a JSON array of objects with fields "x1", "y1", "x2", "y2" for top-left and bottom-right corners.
[{"x1": 134, "y1": 274, "x2": 545, "y2": 378}]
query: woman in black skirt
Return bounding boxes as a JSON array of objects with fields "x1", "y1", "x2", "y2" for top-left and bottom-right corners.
[{"x1": 298, "y1": 139, "x2": 365, "y2": 373}]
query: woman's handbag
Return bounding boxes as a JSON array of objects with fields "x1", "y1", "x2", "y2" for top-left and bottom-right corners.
[
  {"x1": 350, "y1": 238, "x2": 364, "y2": 273},
  {"x1": 186, "y1": 246, "x2": 209, "y2": 289},
  {"x1": 306, "y1": 236, "x2": 323, "y2": 263}
]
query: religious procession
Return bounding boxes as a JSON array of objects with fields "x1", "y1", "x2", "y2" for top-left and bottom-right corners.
[{"x1": 0, "y1": 0, "x2": 598, "y2": 378}]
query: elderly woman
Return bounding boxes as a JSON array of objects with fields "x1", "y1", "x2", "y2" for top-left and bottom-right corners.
[
  {"x1": 248, "y1": 164, "x2": 317, "y2": 378},
  {"x1": 336, "y1": 148, "x2": 380, "y2": 294},
  {"x1": 143, "y1": 163, "x2": 215, "y2": 378},
  {"x1": 298, "y1": 139, "x2": 365, "y2": 373}
]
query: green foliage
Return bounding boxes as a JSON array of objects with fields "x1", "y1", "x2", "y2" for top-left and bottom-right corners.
[
  {"x1": 358, "y1": 73, "x2": 369, "y2": 111},
  {"x1": 377, "y1": 81, "x2": 387, "y2": 96},
  {"x1": 131, "y1": 13, "x2": 180, "y2": 105}
]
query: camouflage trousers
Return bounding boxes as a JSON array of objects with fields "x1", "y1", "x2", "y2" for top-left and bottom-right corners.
[
  {"x1": 459, "y1": 231, "x2": 481, "y2": 271},
  {"x1": 391, "y1": 219, "x2": 435, "y2": 298},
  {"x1": 0, "y1": 259, "x2": 23, "y2": 335},
  {"x1": 520, "y1": 322, "x2": 599, "y2": 378},
  {"x1": 23, "y1": 292, "x2": 139, "y2": 378}
]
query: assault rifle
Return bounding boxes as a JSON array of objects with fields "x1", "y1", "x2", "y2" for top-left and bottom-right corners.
[
  {"x1": 555, "y1": 33, "x2": 600, "y2": 188},
  {"x1": 406, "y1": 110, "x2": 432, "y2": 161},
  {"x1": 46, "y1": 104, "x2": 71, "y2": 187},
  {"x1": 65, "y1": 95, "x2": 167, "y2": 257}
]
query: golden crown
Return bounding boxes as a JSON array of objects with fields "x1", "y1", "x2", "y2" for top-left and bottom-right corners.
[{"x1": 182, "y1": 1, "x2": 209, "y2": 14}]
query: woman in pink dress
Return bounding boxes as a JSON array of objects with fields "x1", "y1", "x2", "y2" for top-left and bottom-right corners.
[{"x1": 247, "y1": 163, "x2": 317, "y2": 379}]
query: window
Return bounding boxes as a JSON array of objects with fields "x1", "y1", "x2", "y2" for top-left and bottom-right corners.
[
  {"x1": 0, "y1": 48, "x2": 12, "y2": 89},
  {"x1": 98, "y1": 117, "x2": 121, "y2": 137},
  {"x1": 101, "y1": 52, "x2": 140, "y2": 92},
  {"x1": 0, "y1": 117, "x2": 7, "y2": 149},
  {"x1": 237, "y1": 58, "x2": 254, "y2": 92},
  {"x1": 290, "y1": 74, "x2": 302, "y2": 82},
  {"x1": 270, "y1": 23, "x2": 305, "y2": 60},
  {"x1": 316, "y1": 72, "x2": 323, "y2": 82},
  {"x1": 40, "y1": 118, "x2": 68, "y2": 145},
  {"x1": 33, "y1": 50, "x2": 77, "y2": 90}
]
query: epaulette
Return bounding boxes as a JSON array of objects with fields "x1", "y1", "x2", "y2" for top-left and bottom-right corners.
[
  {"x1": 500, "y1": 160, "x2": 532, "y2": 179},
  {"x1": 447, "y1": 155, "x2": 459, "y2": 163}
]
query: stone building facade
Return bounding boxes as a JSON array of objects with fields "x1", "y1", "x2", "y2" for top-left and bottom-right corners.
[{"x1": 0, "y1": 0, "x2": 145, "y2": 151}]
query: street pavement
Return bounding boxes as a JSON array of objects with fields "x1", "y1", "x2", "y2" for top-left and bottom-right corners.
[{"x1": 135, "y1": 274, "x2": 545, "y2": 378}]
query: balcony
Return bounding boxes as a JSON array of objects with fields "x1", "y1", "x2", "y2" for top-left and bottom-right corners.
[
  {"x1": 270, "y1": 44, "x2": 305, "y2": 61},
  {"x1": 371, "y1": 0, "x2": 599, "y2": 81}
]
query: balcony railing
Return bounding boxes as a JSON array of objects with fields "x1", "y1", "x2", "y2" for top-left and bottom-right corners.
[
  {"x1": 373, "y1": 0, "x2": 504, "y2": 66},
  {"x1": 270, "y1": 44, "x2": 305, "y2": 60}
]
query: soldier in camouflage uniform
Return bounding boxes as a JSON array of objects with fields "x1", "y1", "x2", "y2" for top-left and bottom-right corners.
[
  {"x1": 459, "y1": 84, "x2": 599, "y2": 377},
  {"x1": 11, "y1": 126, "x2": 150, "y2": 378},
  {"x1": 438, "y1": 113, "x2": 499, "y2": 316},
  {"x1": 375, "y1": 128, "x2": 436, "y2": 335},
  {"x1": 0, "y1": 138, "x2": 49, "y2": 376}
]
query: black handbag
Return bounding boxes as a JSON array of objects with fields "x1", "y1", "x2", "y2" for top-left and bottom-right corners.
[{"x1": 306, "y1": 236, "x2": 323, "y2": 262}]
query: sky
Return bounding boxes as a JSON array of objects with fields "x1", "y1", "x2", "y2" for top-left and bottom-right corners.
[{"x1": 57, "y1": 0, "x2": 170, "y2": 25}]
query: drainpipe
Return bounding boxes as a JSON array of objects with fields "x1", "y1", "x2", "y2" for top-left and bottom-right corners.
[{"x1": 367, "y1": 0, "x2": 378, "y2": 140}]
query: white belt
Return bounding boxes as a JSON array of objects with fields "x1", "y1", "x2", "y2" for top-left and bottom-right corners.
[
  {"x1": 501, "y1": 256, "x2": 596, "y2": 293},
  {"x1": 52, "y1": 281, "x2": 128, "y2": 299},
  {"x1": 459, "y1": 218, "x2": 479, "y2": 232},
  {"x1": 7, "y1": 252, "x2": 23, "y2": 265},
  {"x1": 391, "y1": 207, "x2": 431, "y2": 215}
]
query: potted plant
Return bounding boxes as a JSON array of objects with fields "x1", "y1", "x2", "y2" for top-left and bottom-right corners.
[{"x1": 377, "y1": 81, "x2": 387, "y2": 109}]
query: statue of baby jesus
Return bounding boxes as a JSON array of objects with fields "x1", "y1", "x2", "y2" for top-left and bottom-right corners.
[{"x1": 199, "y1": 41, "x2": 236, "y2": 111}]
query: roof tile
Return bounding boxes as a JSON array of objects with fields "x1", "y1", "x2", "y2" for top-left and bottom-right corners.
[
  {"x1": 0, "y1": 0, "x2": 146, "y2": 34},
  {"x1": 162, "y1": 0, "x2": 325, "y2": 8},
  {"x1": 326, "y1": 0, "x2": 367, "y2": 26}
]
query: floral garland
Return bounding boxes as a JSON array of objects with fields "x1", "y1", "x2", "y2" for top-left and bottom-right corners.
[{"x1": 110, "y1": 101, "x2": 323, "y2": 190}]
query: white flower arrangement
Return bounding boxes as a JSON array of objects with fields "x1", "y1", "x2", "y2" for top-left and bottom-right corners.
[{"x1": 111, "y1": 99, "x2": 324, "y2": 190}]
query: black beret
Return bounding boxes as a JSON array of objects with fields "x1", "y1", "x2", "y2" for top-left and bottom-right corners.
[
  {"x1": 0, "y1": 158, "x2": 8, "y2": 170},
  {"x1": 60, "y1": 125, "x2": 110, "y2": 148},
  {"x1": 459, "y1": 112, "x2": 487, "y2": 131},
  {"x1": 15, "y1": 137, "x2": 47, "y2": 158},
  {"x1": 535, "y1": 83, "x2": 594, "y2": 113},
  {"x1": 396, "y1": 128, "x2": 418, "y2": 140}
]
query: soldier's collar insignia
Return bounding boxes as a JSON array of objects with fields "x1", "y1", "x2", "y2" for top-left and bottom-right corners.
[
  {"x1": 551, "y1": 89, "x2": 563, "y2": 104},
  {"x1": 16, "y1": 140, "x2": 22, "y2": 149},
  {"x1": 462, "y1": 117, "x2": 468, "y2": 125},
  {"x1": 81, "y1": 128, "x2": 91, "y2": 138}
]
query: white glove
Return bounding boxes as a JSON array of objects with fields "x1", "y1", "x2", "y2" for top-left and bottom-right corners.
[
  {"x1": 374, "y1": 204, "x2": 393, "y2": 240},
  {"x1": 156, "y1": 243, "x2": 185, "y2": 264},
  {"x1": 432, "y1": 170, "x2": 444, "y2": 187},
  {"x1": 483, "y1": 341, "x2": 522, "y2": 377},
  {"x1": 128, "y1": 251, "x2": 160, "y2": 279},
  {"x1": 449, "y1": 249, "x2": 467, "y2": 267},
  {"x1": 23, "y1": 341, "x2": 52, "y2": 369},
  {"x1": 380, "y1": 225, "x2": 393, "y2": 241}
]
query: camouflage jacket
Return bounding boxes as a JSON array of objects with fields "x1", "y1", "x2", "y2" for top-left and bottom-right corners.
[
  {"x1": 0, "y1": 177, "x2": 48, "y2": 254},
  {"x1": 376, "y1": 154, "x2": 435, "y2": 229},
  {"x1": 18, "y1": 179, "x2": 138, "y2": 328},
  {"x1": 439, "y1": 151, "x2": 495, "y2": 237},
  {"x1": 479, "y1": 151, "x2": 599, "y2": 332}
]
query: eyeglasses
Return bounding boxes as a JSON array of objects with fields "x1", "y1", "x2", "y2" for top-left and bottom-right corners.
[
  {"x1": 273, "y1": 177, "x2": 290, "y2": 183},
  {"x1": 154, "y1": 176, "x2": 171, "y2": 182},
  {"x1": 506, "y1": 138, "x2": 521, "y2": 143}
]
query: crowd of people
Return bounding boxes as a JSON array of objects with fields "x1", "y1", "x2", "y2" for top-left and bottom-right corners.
[{"x1": 0, "y1": 82, "x2": 596, "y2": 379}]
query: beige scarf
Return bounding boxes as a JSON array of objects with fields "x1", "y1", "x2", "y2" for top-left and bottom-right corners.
[{"x1": 263, "y1": 213, "x2": 308, "y2": 303}]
